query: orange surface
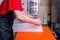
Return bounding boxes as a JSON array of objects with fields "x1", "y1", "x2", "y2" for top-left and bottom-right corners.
[{"x1": 14, "y1": 26, "x2": 56, "y2": 40}]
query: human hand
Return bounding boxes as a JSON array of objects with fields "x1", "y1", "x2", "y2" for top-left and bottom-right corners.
[{"x1": 33, "y1": 18, "x2": 41, "y2": 26}]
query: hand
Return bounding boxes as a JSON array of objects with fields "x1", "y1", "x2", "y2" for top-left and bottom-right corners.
[{"x1": 33, "y1": 18, "x2": 41, "y2": 26}]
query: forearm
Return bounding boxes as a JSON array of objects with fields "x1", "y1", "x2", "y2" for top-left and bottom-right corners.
[
  {"x1": 14, "y1": 10, "x2": 35, "y2": 24},
  {"x1": 21, "y1": 11, "x2": 33, "y2": 18},
  {"x1": 22, "y1": 12, "x2": 38, "y2": 19}
]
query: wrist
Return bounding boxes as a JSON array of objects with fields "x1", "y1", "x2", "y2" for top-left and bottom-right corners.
[{"x1": 30, "y1": 19, "x2": 36, "y2": 24}]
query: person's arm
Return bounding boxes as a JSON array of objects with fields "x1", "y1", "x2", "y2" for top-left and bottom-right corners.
[
  {"x1": 8, "y1": 0, "x2": 41, "y2": 26},
  {"x1": 14, "y1": 10, "x2": 35, "y2": 23},
  {"x1": 14, "y1": 10, "x2": 41, "y2": 26},
  {"x1": 21, "y1": 11, "x2": 33, "y2": 18},
  {"x1": 20, "y1": 11, "x2": 38, "y2": 19}
]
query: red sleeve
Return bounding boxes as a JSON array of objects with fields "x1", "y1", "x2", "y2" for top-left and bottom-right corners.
[
  {"x1": 8, "y1": 0, "x2": 23, "y2": 11},
  {"x1": 0, "y1": 0, "x2": 23, "y2": 16},
  {"x1": 0, "y1": 0, "x2": 7, "y2": 15}
]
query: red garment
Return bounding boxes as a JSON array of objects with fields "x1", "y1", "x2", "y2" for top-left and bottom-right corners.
[{"x1": 0, "y1": 0, "x2": 23, "y2": 16}]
